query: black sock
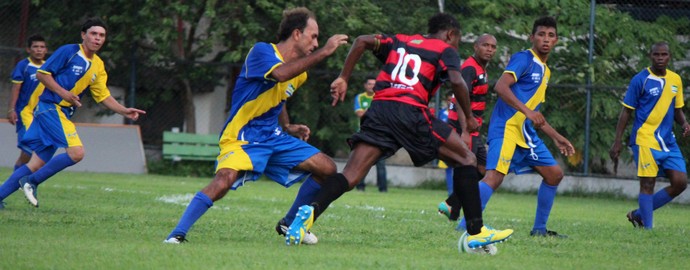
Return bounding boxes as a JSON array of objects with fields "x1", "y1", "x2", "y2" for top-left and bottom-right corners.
[
  {"x1": 311, "y1": 173, "x2": 350, "y2": 221},
  {"x1": 444, "y1": 192, "x2": 461, "y2": 221},
  {"x1": 454, "y1": 166, "x2": 483, "y2": 235}
]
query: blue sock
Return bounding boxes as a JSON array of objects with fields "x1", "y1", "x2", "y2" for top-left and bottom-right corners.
[
  {"x1": 638, "y1": 193, "x2": 653, "y2": 229},
  {"x1": 532, "y1": 181, "x2": 558, "y2": 232},
  {"x1": 284, "y1": 177, "x2": 321, "y2": 224},
  {"x1": 0, "y1": 165, "x2": 33, "y2": 200},
  {"x1": 168, "y1": 192, "x2": 214, "y2": 238},
  {"x1": 457, "y1": 181, "x2": 494, "y2": 231},
  {"x1": 652, "y1": 189, "x2": 673, "y2": 210},
  {"x1": 445, "y1": 168, "x2": 453, "y2": 196},
  {"x1": 28, "y1": 153, "x2": 76, "y2": 186}
]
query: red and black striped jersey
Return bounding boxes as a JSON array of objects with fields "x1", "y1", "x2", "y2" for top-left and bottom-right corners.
[
  {"x1": 371, "y1": 34, "x2": 461, "y2": 108},
  {"x1": 448, "y1": 56, "x2": 489, "y2": 126}
]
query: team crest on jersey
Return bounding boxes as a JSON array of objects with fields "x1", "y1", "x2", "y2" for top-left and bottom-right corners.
[
  {"x1": 72, "y1": 65, "x2": 84, "y2": 75},
  {"x1": 410, "y1": 39, "x2": 423, "y2": 44},
  {"x1": 91, "y1": 73, "x2": 97, "y2": 83},
  {"x1": 285, "y1": 83, "x2": 296, "y2": 97},
  {"x1": 671, "y1": 85, "x2": 678, "y2": 94},
  {"x1": 649, "y1": 87, "x2": 660, "y2": 96},
  {"x1": 531, "y1": 73, "x2": 541, "y2": 83},
  {"x1": 30, "y1": 74, "x2": 37, "y2": 81}
]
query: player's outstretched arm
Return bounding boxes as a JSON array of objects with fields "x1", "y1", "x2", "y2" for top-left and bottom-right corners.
[
  {"x1": 100, "y1": 96, "x2": 146, "y2": 121},
  {"x1": 673, "y1": 108, "x2": 690, "y2": 137},
  {"x1": 494, "y1": 73, "x2": 545, "y2": 128},
  {"x1": 540, "y1": 122, "x2": 575, "y2": 157},
  {"x1": 330, "y1": 35, "x2": 377, "y2": 106},
  {"x1": 609, "y1": 107, "x2": 632, "y2": 161},
  {"x1": 272, "y1": 34, "x2": 349, "y2": 82}
]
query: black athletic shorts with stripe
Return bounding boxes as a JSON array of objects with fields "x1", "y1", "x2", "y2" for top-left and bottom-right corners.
[
  {"x1": 349, "y1": 100, "x2": 453, "y2": 167},
  {"x1": 448, "y1": 120, "x2": 487, "y2": 167}
]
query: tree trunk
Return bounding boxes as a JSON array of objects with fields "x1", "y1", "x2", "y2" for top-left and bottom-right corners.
[{"x1": 182, "y1": 78, "x2": 196, "y2": 133}]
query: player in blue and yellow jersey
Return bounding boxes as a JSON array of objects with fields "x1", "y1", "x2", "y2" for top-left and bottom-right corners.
[
  {"x1": 0, "y1": 35, "x2": 47, "y2": 209},
  {"x1": 286, "y1": 13, "x2": 513, "y2": 249},
  {"x1": 164, "y1": 7, "x2": 349, "y2": 244},
  {"x1": 457, "y1": 17, "x2": 575, "y2": 238},
  {"x1": 610, "y1": 42, "x2": 689, "y2": 230},
  {"x1": 6, "y1": 34, "x2": 47, "y2": 170},
  {"x1": 0, "y1": 18, "x2": 145, "y2": 209}
]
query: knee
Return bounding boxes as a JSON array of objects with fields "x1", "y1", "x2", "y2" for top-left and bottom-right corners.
[
  {"x1": 68, "y1": 148, "x2": 85, "y2": 162},
  {"x1": 544, "y1": 171, "x2": 564, "y2": 185},
  {"x1": 670, "y1": 177, "x2": 687, "y2": 195},
  {"x1": 639, "y1": 178, "x2": 656, "y2": 194}
]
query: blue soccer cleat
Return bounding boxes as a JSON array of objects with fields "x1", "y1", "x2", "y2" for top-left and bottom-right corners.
[{"x1": 285, "y1": 205, "x2": 314, "y2": 246}]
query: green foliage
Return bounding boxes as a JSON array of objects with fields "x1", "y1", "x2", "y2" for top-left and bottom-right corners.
[{"x1": 1, "y1": 168, "x2": 690, "y2": 269}]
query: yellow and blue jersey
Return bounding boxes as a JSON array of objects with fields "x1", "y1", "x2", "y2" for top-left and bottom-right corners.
[
  {"x1": 623, "y1": 68, "x2": 684, "y2": 151},
  {"x1": 219, "y1": 42, "x2": 307, "y2": 144},
  {"x1": 10, "y1": 57, "x2": 44, "y2": 129},
  {"x1": 37, "y1": 44, "x2": 111, "y2": 111},
  {"x1": 488, "y1": 49, "x2": 550, "y2": 148}
]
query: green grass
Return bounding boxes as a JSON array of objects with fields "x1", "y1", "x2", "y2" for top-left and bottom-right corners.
[{"x1": 1, "y1": 168, "x2": 689, "y2": 269}]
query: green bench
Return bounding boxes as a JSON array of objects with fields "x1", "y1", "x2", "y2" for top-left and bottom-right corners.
[{"x1": 162, "y1": 131, "x2": 219, "y2": 161}]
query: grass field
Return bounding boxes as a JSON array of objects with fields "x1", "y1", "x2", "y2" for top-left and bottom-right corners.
[{"x1": 1, "y1": 168, "x2": 689, "y2": 269}]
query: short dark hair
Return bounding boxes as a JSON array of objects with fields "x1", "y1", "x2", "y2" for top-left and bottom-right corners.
[
  {"x1": 364, "y1": 75, "x2": 376, "y2": 83},
  {"x1": 81, "y1": 17, "x2": 108, "y2": 33},
  {"x1": 428, "y1": 13, "x2": 460, "y2": 34},
  {"x1": 532, "y1": 16, "x2": 557, "y2": 35},
  {"x1": 650, "y1": 41, "x2": 670, "y2": 54},
  {"x1": 27, "y1": 34, "x2": 45, "y2": 47},
  {"x1": 277, "y1": 7, "x2": 316, "y2": 42}
]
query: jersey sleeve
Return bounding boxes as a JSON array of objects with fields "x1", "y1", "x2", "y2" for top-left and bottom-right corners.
[
  {"x1": 461, "y1": 65, "x2": 477, "y2": 89},
  {"x1": 503, "y1": 52, "x2": 530, "y2": 82},
  {"x1": 674, "y1": 76, "x2": 685, "y2": 109},
  {"x1": 372, "y1": 34, "x2": 393, "y2": 63},
  {"x1": 89, "y1": 63, "x2": 111, "y2": 103},
  {"x1": 11, "y1": 60, "x2": 27, "y2": 83},
  {"x1": 242, "y1": 42, "x2": 282, "y2": 81},
  {"x1": 441, "y1": 47, "x2": 461, "y2": 72},
  {"x1": 622, "y1": 74, "x2": 643, "y2": 109},
  {"x1": 353, "y1": 94, "x2": 363, "y2": 112},
  {"x1": 38, "y1": 44, "x2": 73, "y2": 75}
]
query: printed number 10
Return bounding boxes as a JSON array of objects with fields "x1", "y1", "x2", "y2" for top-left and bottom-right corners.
[{"x1": 390, "y1": 48, "x2": 421, "y2": 86}]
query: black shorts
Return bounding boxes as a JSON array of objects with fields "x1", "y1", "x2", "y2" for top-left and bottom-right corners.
[
  {"x1": 448, "y1": 119, "x2": 486, "y2": 166},
  {"x1": 471, "y1": 135, "x2": 487, "y2": 167},
  {"x1": 349, "y1": 100, "x2": 453, "y2": 167}
]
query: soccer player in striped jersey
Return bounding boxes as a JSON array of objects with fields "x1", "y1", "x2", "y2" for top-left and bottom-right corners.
[
  {"x1": 164, "y1": 7, "x2": 349, "y2": 244},
  {"x1": 0, "y1": 18, "x2": 145, "y2": 209},
  {"x1": 609, "y1": 42, "x2": 689, "y2": 230},
  {"x1": 285, "y1": 13, "x2": 513, "y2": 249},
  {"x1": 438, "y1": 34, "x2": 497, "y2": 220},
  {"x1": 461, "y1": 16, "x2": 575, "y2": 238},
  {"x1": 0, "y1": 35, "x2": 47, "y2": 209}
]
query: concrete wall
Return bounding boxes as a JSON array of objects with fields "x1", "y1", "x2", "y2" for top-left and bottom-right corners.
[
  {"x1": 1, "y1": 120, "x2": 147, "y2": 174},
  {"x1": 348, "y1": 160, "x2": 690, "y2": 204}
]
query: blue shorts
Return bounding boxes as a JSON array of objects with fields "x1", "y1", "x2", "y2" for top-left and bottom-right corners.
[
  {"x1": 15, "y1": 121, "x2": 32, "y2": 155},
  {"x1": 486, "y1": 137, "x2": 558, "y2": 175},
  {"x1": 21, "y1": 101, "x2": 82, "y2": 153},
  {"x1": 632, "y1": 144, "x2": 686, "y2": 177},
  {"x1": 216, "y1": 129, "x2": 319, "y2": 190}
]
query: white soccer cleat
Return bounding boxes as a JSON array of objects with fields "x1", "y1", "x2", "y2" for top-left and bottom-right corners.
[{"x1": 163, "y1": 235, "x2": 187, "y2": 244}]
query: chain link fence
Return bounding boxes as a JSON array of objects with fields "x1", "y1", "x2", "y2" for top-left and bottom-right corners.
[{"x1": 1, "y1": 0, "x2": 689, "y2": 177}]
